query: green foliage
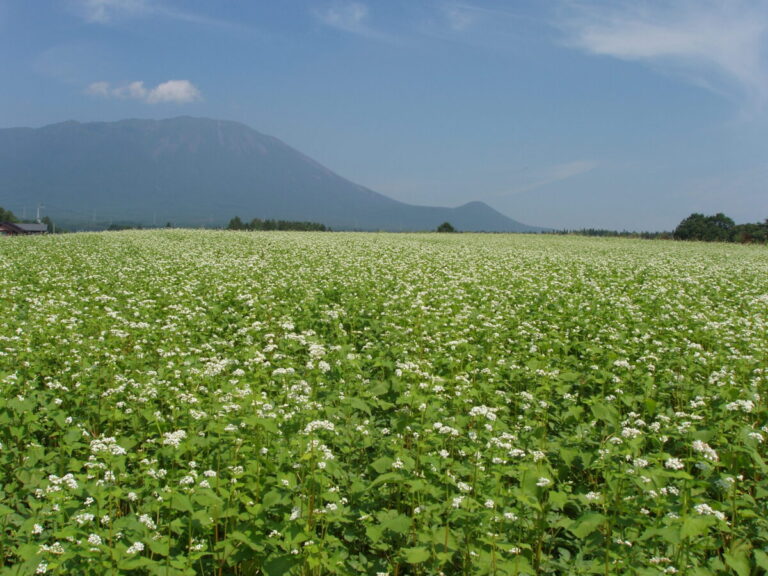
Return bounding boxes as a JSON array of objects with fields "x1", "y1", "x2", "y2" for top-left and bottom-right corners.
[
  {"x1": 674, "y1": 212, "x2": 735, "y2": 242},
  {"x1": 673, "y1": 212, "x2": 768, "y2": 243},
  {"x1": 0, "y1": 231, "x2": 767, "y2": 574},
  {"x1": 227, "y1": 216, "x2": 328, "y2": 231},
  {"x1": 0, "y1": 205, "x2": 18, "y2": 222},
  {"x1": 436, "y1": 221, "x2": 457, "y2": 233}
]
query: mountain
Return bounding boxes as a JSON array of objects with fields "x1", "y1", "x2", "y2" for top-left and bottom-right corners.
[{"x1": 0, "y1": 117, "x2": 544, "y2": 232}]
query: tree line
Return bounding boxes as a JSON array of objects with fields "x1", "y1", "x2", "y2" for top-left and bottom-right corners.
[
  {"x1": 554, "y1": 213, "x2": 767, "y2": 244},
  {"x1": 552, "y1": 229, "x2": 672, "y2": 240},
  {"x1": 673, "y1": 213, "x2": 768, "y2": 243},
  {"x1": 226, "y1": 216, "x2": 329, "y2": 232}
]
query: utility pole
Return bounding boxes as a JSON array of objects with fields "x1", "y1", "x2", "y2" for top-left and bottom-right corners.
[{"x1": 36, "y1": 203, "x2": 45, "y2": 223}]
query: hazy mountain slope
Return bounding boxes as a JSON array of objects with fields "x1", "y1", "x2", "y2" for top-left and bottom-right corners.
[{"x1": 0, "y1": 117, "x2": 544, "y2": 231}]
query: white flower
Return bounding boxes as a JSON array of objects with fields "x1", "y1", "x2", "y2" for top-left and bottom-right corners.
[
  {"x1": 665, "y1": 458, "x2": 685, "y2": 470},
  {"x1": 484, "y1": 499, "x2": 495, "y2": 509},
  {"x1": 126, "y1": 541, "x2": 145, "y2": 555},
  {"x1": 90, "y1": 436, "x2": 127, "y2": 456},
  {"x1": 87, "y1": 533, "x2": 102, "y2": 546},
  {"x1": 73, "y1": 512, "x2": 95, "y2": 526},
  {"x1": 725, "y1": 399, "x2": 754, "y2": 413},
  {"x1": 692, "y1": 440, "x2": 719, "y2": 462},
  {"x1": 469, "y1": 405, "x2": 497, "y2": 421},
  {"x1": 536, "y1": 477, "x2": 551, "y2": 487},
  {"x1": 303, "y1": 420, "x2": 335, "y2": 434},
  {"x1": 694, "y1": 503, "x2": 727, "y2": 522},
  {"x1": 162, "y1": 430, "x2": 187, "y2": 447}
]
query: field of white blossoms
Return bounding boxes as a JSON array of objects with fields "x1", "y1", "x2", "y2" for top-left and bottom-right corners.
[{"x1": 1, "y1": 230, "x2": 767, "y2": 576}]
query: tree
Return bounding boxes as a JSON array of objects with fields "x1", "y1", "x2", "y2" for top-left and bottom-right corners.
[
  {"x1": 41, "y1": 215, "x2": 55, "y2": 233},
  {"x1": 227, "y1": 216, "x2": 245, "y2": 230},
  {"x1": 436, "y1": 222, "x2": 457, "y2": 233},
  {"x1": 0, "y1": 206, "x2": 17, "y2": 222},
  {"x1": 674, "y1": 213, "x2": 734, "y2": 242}
]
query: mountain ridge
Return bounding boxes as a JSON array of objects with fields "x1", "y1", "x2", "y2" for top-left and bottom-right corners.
[{"x1": 0, "y1": 117, "x2": 545, "y2": 232}]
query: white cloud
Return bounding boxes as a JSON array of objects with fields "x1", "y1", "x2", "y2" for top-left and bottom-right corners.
[
  {"x1": 444, "y1": 6, "x2": 475, "y2": 32},
  {"x1": 317, "y1": 1, "x2": 369, "y2": 32},
  {"x1": 146, "y1": 80, "x2": 201, "y2": 103},
  {"x1": 563, "y1": 1, "x2": 768, "y2": 110},
  {"x1": 76, "y1": 0, "x2": 149, "y2": 23},
  {"x1": 314, "y1": 1, "x2": 397, "y2": 43},
  {"x1": 73, "y1": 0, "x2": 236, "y2": 28},
  {"x1": 86, "y1": 79, "x2": 202, "y2": 104},
  {"x1": 85, "y1": 81, "x2": 111, "y2": 97}
]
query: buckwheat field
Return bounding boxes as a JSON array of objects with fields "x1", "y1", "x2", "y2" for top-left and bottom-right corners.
[{"x1": 1, "y1": 230, "x2": 767, "y2": 576}]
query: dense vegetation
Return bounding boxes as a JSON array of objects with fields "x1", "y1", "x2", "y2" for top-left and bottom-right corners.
[
  {"x1": 227, "y1": 216, "x2": 328, "y2": 232},
  {"x1": 555, "y1": 229, "x2": 673, "y2": 240},
  {"x1": 0, "y1": 206, "x2": 18, "y2": 223},
  {"x1": 673, "y1": 214, "x2": 768, "y2": 243},
  {"x1": 1, "y1": 231, "x2": 767, "y2": 575},
  {"x1": 555, "y1": 214, "x2": 768, "y2": 244}
]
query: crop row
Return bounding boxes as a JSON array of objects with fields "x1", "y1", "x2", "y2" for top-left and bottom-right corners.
[{"x1": 1, "y1": 231, "x2": 767, "y2": 575}]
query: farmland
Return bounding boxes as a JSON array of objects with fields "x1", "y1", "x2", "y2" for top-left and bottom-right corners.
[{"x1": 1, "y1": 230, "x2": 767, "y2": 575}]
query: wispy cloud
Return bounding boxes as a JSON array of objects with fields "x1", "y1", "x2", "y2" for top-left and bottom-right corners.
[
  {"x1": 443, "y1": 5, "x2": 475, "y2": 32},
  {"x1": 317, "y1": 2, "x2": 368, "y2": 32},
  {"x1": 86, "y1": 80, "x2": 202, "y2": 104},
  {"x1": 314, "y1": 2, "x2": 397, "y2": 43},
  {"x1": 562, "y1": 1, "x2": 768, "y2": 111},
  {"x1": 73, "y1": 0, "x2": 237, "y2": 29},
  {"x1": 75, "y1": 0, "x2": 150, "y2": 23},
  {"x1": 489, "y1": 160, "x2": 597, "y2": 198}
]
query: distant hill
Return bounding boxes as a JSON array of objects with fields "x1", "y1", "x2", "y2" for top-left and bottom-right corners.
[{"x1": 0, "y1": 117, "x2": 544, "y2": 232}]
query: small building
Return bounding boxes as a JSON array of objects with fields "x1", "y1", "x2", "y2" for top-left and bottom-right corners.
[{"x1": 0, "y1": 222, "x2": 48, "y2": 235}]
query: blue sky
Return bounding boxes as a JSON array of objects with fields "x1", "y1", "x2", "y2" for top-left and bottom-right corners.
[{"x1": 2, "y1": 0, "x2": 767, "y2": 230}]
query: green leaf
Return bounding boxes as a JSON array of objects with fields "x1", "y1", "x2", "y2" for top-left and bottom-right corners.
[
  {"x1": 262, "y1": 490, "x2": 285, "y2": 510},
  {"x1": 569, "y1": 512, "x2": 606, "y2": 539},
  {"x1": 724, "y1": 549, "x2": 750, "y2": 576},
  {"x1": 377, "y1": 510, "x2": 411, "y2": 535},
  {"x1": 369, "y1": 472, "x2": 404, "y2": 489},
  {"x1": 559, "y1": 447, "x2": 580, "y2": 467},
  {"x1": 754, "y1": 550, "x2": 768, "y2": 572},
  {"x1": 590, "y1": 402, "x2": 618, "y2": 426},
  {"x1": 117, "y1": 556, "x2": 154, "y2": 570},
  {"x1": 681, "y1": 516, "x2": 713, "y2": 539},
  {"x1": 548, "y1": 490, "x2": 569, "y2": 510},
  {"x1": 262, "y1": 555, "x2": 301, "y2": 576},
  {"x1": 229, "y1": 530, "x2": 263, "y2": 551},
  {"x1": 370, "y1": 456, "x2": 394, "y2": 474},
  {"x1": 170, "y1": 493, "x2": 193, "y2": 513},
  {"x1": 403, "y1": 546, "x2": 431, "y2": 564},
  {"x1": 348, "y1": 397, "x2": 371, "y2": 415},
  {"x1": 369, "y1": 381, "x2": 389, "y2": 396}
]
